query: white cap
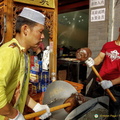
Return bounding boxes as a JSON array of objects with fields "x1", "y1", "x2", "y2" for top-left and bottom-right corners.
[{"x1": 19, "y1": 7, "x2": 45, "y2": 25}]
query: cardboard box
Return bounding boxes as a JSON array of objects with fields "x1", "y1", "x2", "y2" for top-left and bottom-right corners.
[{"x1": 58, "y1": 70, "x2": 67, "y2": 80}]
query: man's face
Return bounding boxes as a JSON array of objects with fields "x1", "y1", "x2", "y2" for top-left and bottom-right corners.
[{"x1": 27, "y1": 23, "x2": 45, "y2": 48}]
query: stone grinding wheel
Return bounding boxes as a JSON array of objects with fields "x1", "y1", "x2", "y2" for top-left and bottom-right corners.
[
  {"x1": 43, "y1": 80, "x2": 77, "y2": 105},
  {"x1": 76, "y1": 47, "x2": 92, "y2": 61},
  {"x1": 43, "y1": 80, "x2": 77, "y2": 120},
  {"x1": 43, "y1": 81, "x2": 87, "y2": 120}
]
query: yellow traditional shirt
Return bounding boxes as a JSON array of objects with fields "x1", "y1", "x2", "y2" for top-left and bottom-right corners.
[{"x1": 0, "y1": 38, "x2": 30, "y2": 119}]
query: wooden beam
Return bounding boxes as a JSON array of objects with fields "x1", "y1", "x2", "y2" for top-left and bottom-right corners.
[
  {"x1": 58, "y1": 1, "x2": 89, "y2": 14},
  {"x1": 50, "y1": 0, "x2": 58, "y2": 82}
]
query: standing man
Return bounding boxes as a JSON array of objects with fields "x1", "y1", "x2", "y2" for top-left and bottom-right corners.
[
  {"x1": 85, "y1": 28, "x2": 120, "y2": 120},
  {"x1": 0, "y1": 7, "x2": 51, "y2": 120}
]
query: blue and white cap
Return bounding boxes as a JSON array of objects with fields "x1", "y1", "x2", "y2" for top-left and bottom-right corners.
[{"x1": 19, "y1": 7, "x2": 45, "y2": 25}]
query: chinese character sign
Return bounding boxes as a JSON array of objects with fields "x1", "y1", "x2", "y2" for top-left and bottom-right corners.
[
  {"x1": 90, "y1": 0, "x2": 105, "y2": 8},
  {"x1": 14, "y1": 0, "x2": 55, "y2": 8},
  {"x1": 91, "y1": 8, "x2": 106, "y2": 22}
]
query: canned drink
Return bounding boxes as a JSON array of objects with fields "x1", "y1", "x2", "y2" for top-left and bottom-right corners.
[{"x1": 30, "y1": 70, "x2": 39, "y2": 83}]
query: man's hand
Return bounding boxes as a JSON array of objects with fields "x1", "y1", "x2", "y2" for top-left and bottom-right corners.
[
  {"x1": 9, "y1": 111, "x2": 25, "y2": 120},
  {"x1": 85, "y1": 57, "x2": 94, "y2": 67},
  {"x1": 33, "y1": 103, "x2": 51, "y2": 120},
  {"x1": 99, "y1": 80, "x2": 113, "y2": 89}
]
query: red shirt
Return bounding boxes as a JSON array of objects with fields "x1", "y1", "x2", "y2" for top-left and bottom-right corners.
[{"x1": 98, "y1": 41, "x2": 120, "y2": 80}]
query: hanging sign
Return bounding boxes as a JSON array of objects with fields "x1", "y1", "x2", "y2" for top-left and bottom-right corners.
[
  {"x1": 90, "y1": 0, "x2": 105, "y2": 8},
  {"x1": 14, "y1": 0, "x2": 55, "y2": 8},
  {"x1": 91, "y1": 8, "x2": 106, "y2": 22}
]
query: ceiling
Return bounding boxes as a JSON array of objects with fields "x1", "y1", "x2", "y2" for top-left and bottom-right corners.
[{"x1": 58, "y1": 0, "x2": 89, "y2": 14}]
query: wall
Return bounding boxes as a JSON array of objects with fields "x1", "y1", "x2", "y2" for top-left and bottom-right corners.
[{"x1": 88, "y1": 0, "x2": 109, "y2": 58}]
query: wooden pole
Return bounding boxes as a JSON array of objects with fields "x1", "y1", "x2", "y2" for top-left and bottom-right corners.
[
  {"x1": 91, "y1": 66, "x2": 117, "y2": 102},
  {"x1": 24, "y1": 103, "x2": 71, "y2": 120},
  {"x1": 50, "y1": 0, "x2": 58, "y2": 82}
]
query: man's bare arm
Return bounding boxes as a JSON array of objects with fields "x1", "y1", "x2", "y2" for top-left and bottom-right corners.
[
  {"x1": 94, "y1": 52, "x2": 105, "y2": 65},
  {"x1": 0, "y1": 103, "x2": 18, "y2": 119}
]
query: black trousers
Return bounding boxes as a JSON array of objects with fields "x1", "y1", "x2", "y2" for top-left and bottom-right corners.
[{"x1": 108, "y1": 86, "x2": 120, "y2": 120}]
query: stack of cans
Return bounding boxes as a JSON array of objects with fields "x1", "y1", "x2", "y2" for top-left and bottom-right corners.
[{"x1": 29, "y1": 56, "x2": 52, "y2": 94}]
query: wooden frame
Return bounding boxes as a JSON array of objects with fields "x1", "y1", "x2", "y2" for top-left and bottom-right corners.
[{"x1": 0, "y1": 0, "x2": 58, "y2": 81}]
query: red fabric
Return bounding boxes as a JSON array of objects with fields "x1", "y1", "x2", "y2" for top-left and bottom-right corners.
[
  {"x1": 38, "y1": 42, "x2": 45, "y2": 51},
  {"x1": 97, "y1": 41, "x2": 120, "y2": 81},
  {"x1": 30, "y1": 56, "x2": 35, "y2": 69}
]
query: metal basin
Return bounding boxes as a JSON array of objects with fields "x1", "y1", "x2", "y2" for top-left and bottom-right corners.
[{"x1": 43, "y1": 80, "x2": 77, "y2": 120}]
